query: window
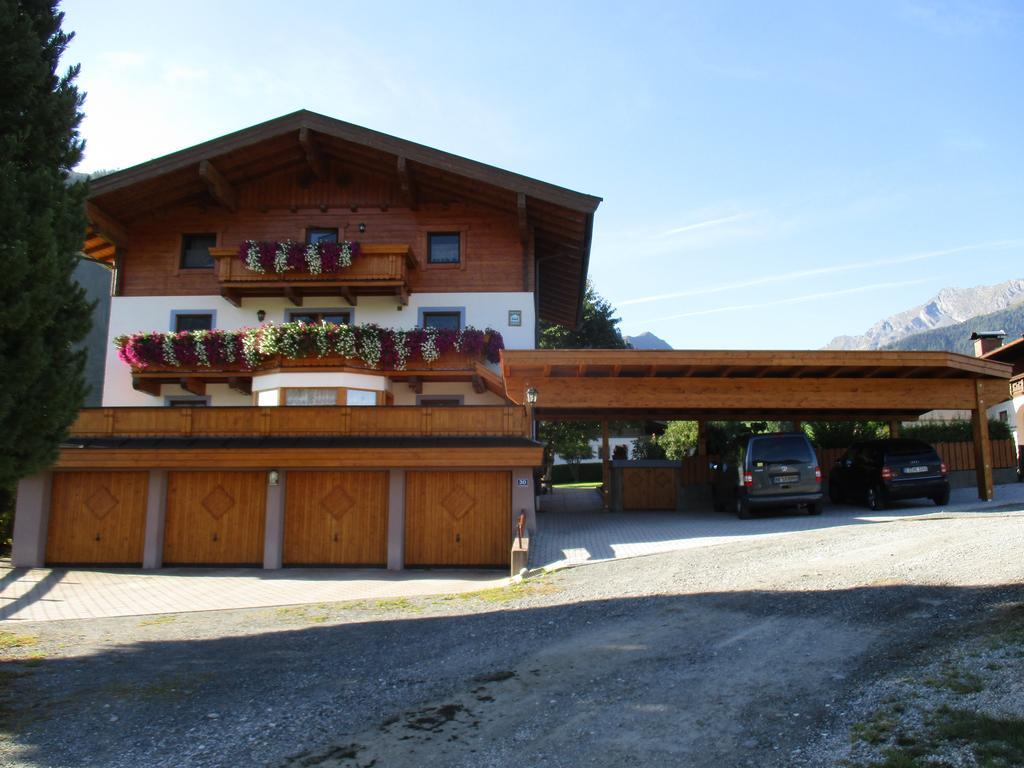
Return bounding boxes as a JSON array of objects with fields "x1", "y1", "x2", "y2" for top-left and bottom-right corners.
[
  {"x1": 345, "y1": 389, "x2": 378, "y2": 407},
  {"x1": 173, "y1": 312, "x2": 214, "y2": 332},
  {"x1": 284, "y1": 388, "x2": 338, "y2": 406},
  {"x1": 180, "y1": 234, "x2": 217, "y2": 269},
  {"x1": 416, "y1": 395, "x2": 463, "y2": 407},
  {"x1": 166, "y1": 396, "x2": 210, "y2": 407},
  {"x1": 286, "y1": 309, "x2": 352, "y2": 325},
  {"x1": 306, "y1": 228, "x2": 338, "y2": 244},
  {"x1": 422, "y1": 311, "x2": 461, "y2": 331},
  {"x1": 999, "y1": 410, "x2": 1009, "y2": 423},
  {"x1": 427, "y1": 232, "x2": 460, "y2": 264}
]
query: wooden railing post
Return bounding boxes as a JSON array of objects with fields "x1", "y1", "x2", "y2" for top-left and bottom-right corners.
[{"x1": 972, "y1": 381, "x2": 994, "y2": 501}]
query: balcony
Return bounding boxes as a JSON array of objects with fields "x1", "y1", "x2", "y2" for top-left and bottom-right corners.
[
  {"x1": 117, "y1": 324, "x2": 506, "y2": 397},
  {"x1": 1010, "y1": 375, "x2": 1024, "y2": 398},
  {"x1": 70, "y1": 406, "x2": 529, "y2": 439},
  {"x1": 210, "y1": 243, "x2": 416, "y2": 306}
]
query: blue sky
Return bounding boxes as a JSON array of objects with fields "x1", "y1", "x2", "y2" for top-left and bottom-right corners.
[{"x1": 64, "y1": 1, "x2": 1024, "y2": 349}]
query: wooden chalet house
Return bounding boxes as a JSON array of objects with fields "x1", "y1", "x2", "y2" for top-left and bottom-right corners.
[{"x1": 13, "y1": 111, "x2": 600, "y2": 571}]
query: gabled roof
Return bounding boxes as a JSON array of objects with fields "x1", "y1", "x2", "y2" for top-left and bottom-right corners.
[
  {"x1": 981, "y1": 334, "x2": 1024, "y2": 374},
  {"x1": 84, "y1": 110, "x2": 601, "y2": 327}
]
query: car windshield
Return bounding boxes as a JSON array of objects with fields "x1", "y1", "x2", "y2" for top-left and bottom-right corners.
[
  {"x1": 749, "y1": 436, "x2": 815, "y2": 463},
  {"x1": 882, "y1": 440, "x2": 935, "y2": 457}
]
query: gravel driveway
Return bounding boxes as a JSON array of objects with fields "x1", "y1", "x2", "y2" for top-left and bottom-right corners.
[{"x1": 2, "y1": 508, "x2": 1022, "y2": 767}]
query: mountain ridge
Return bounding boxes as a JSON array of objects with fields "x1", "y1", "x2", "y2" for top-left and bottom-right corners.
[
  {"x1": 824, "y1": 278, "x2": 1024, "y2": 350},
  {"x1": 625, "y1": 332, "x2": 673, "y2": 350}
]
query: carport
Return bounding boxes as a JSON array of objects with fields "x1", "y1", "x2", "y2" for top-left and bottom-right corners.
[{"x1": 502, "y1": 350, "x2": 1011, "y2": 504}]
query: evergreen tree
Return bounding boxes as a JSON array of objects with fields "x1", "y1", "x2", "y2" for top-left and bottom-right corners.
[
  {"x1": 0, "y1": 1, "x2": 91, "y2": 497},
  {"x1": 539, "y1": 281, "x2": 629, "y2": 350},
  {"x1": 537, "y1": 283, "x2": 626, "y2": 481}
]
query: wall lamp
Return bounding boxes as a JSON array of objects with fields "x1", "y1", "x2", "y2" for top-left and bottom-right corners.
[
  {"x1": 358, "y1": 222, "x2": 366, "y2": 233},
  {"x1": 525, "y1": 387, "x2": 538, "y2": 405},
  {"x1": 268, "y1": 469, "x2": 280, "y2": 486},
  {"x1": 257, "y1": 309, "x2": 266, "y2": 323}
]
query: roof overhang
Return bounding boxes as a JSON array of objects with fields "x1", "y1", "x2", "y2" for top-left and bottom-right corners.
[
  {"x1": 84, "y1": 110, "x2": 600, "y2": 327},
  {"x1": 501, "y1": 349, "x2": 1012, "y2": 421}
]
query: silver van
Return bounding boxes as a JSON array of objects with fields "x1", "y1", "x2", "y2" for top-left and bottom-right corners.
[{"x1": 710, "y1": 432, "x2": 823, "y2": 518}]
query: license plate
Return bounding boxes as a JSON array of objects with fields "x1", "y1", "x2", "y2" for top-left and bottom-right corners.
[
  {"x1": 773, "y1": 474, "x2": 799, "y2": 484},
  {"x1": 903, "y1": 466, "x2": 928, "y2": 474}
]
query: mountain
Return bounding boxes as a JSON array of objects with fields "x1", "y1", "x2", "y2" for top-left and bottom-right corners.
[
  {"x1": 887, "y1": 303, "x2": 1024, "y2": 355},
  {"x1": 824, "y1": 279, "x2": 1024, "y2": 350},
  {"x1": 625, "y1": 332, "x2": 673, "y2": 350}
]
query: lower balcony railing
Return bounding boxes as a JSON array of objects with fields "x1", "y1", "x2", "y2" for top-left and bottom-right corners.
[{"x1": 70, "y1": 406, "x2": 529, "y2": 439}]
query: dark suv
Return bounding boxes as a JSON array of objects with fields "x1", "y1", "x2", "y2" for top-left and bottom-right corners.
[
  {"x1": 710, "y1": 432, "x2": 823, "y2": 518},
  {"x1": 828, "y1": 439, "x2": 950, "y2": 510}
]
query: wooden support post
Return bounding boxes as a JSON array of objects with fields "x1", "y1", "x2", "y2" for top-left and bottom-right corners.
[
  {"x1": 792, "y1": 419, "x2": 803, "y2": 433},
  {"x1": 601, "y1": 418, "x2": 610, "y2": 511},
  {"x1": 888, "y1": 420, "x2": 901, "y2": 438},
  {"x1": 972, "y1": 382, "x2": 994, "y2": 501},
  {"x1": 396, "y1": 156, "x2": 418, "y2": 210},
  {"x1": 697, "y1": 420, "x2": 707, "y2": 456},
  {"x1": 298, "y1": 127, "x2": 328, "y2": 181}
]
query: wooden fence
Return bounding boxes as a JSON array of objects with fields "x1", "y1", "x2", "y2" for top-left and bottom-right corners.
[
  {"x1": 70, "y1": 406, "x2": 528, "y2": 439},
  {"x1": 676, "y1": 439, "x2": 1015, "y2": 487}
]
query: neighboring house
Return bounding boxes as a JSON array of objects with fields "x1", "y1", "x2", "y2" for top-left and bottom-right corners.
[
  {"x1": 73, "y1": 258, "x2": 112, "y2": 407},
  {"x1": 14, "y1": 110, "x2": 599, "y2": 571},
  {"x1": 976, "y1": 331, "x2": 1023, "y2": 448}
]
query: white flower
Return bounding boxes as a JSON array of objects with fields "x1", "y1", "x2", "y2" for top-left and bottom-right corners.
[
  {"x1": 243, "y1": 240, "x2": 264, "y2": 273},
  {"x1": 305, "y1": 243, "x2": 322, "y2": 275},
  {"x1": 162, "y1": 335, "x2": 179, "y2": 366},
  {"x1": 194, "y1": 331, "x2": 210, "y2": 367},
  {"x1": 273, "y1": 241, "x2": 294, "y2": 273}
]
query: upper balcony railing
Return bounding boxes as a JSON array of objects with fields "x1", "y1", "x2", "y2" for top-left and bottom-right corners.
[
  {"x1": 1010, "y1": 375, "x2": 1024, "y2": 398},
  {"x1": 210, "y1": 243, "x2": 416, "y2": 306},
  {"x1": 69, "y1": 406, "x2": 528, "y2": 439}
]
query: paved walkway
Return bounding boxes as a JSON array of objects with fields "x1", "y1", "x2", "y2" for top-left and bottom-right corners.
[
  {"x1": 0, "y1": 566, "x2": 506, "y2": 623},
  {"x1": 531, "y1": 482, "x2": 1024, "y2": 571}
]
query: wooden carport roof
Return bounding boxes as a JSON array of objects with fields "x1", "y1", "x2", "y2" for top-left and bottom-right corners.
[
  {"x1": 500, "y1": 349, "x2": 1011, "y2": 421},
  {"x1": 81, "y1": 110, "x2": 601, "y2": 327}
]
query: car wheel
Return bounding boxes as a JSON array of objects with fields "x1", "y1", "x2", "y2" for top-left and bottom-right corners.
[
  {"x1": 866, "y1": 485, "x2": 886, "y2": 511},
  {"x1": 828, "y1": 482, "x2": 842, "y2": 503},
  {"x1": 735, "y1": 497, "x2": 751, "y2": 520},
  {"x1": 932, "y1": 488, "x2": 950, "y2": 506},
  {"x1": 807, "y1": 502, "x2": 822, "y2": 516}
]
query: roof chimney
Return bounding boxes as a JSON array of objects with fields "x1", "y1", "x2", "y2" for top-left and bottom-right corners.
[{"x1": 970, "y1": 330, "x2": 1006, "y2": 357}]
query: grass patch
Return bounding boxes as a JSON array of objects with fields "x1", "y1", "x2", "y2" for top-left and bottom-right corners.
[
  {"x1": 551, "y1": 482, "x2": 602, "y2": 489},
  {"x1": 0, "y1": 632, "x2": 38, "y2": 653},
  {"x1": 932, "y1": 707, "x2": 1024, "y2": 766},
  {"x1": 852, "y1": 706, "x2": 903, "y2": 745},
  {"x1": 440, "y1": 576, "x2": 558, "y2": 605},
  {"x1": 922, "y1": 664, "x2": 984, "y2": 695},
  {"x1": 138, "y1": 614, "x2": 177, "y2": 627}
]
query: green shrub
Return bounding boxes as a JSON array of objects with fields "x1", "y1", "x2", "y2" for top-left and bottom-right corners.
[
  {"x1": 902, "y1": 419, "x2": 1011, "y2": 443},
  {"x1": 631, "y1": 436, "x2": 666, "y2": 460},
  {"x1": 550, "y1": 462, "x2": 604, "y2": 484}
]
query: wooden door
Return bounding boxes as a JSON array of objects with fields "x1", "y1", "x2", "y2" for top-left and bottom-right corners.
[
  {"x1": 46, "y1": 472, "x2": 148, "y2": 564},
  {"x1": 164, "y1": 472, "x2": 266, "y2": 565},
  {"x1": 405, "y1": 471, "x2": 510, "y2": 568},
  {"x1": 284, "y1": 471, "x2": 388, "y2": 565},
  {"x1": 622, "y1": 468, "x2": 678, "y2": 511}
]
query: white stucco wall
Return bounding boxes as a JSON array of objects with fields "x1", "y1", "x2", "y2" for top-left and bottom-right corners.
[{"x1": 103, "y1": 292, "x2": 533, "y2": 406}]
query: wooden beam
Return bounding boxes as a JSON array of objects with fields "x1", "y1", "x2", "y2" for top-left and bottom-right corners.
[
  {"x1": 85, "y1": 201, "x2": 129, "y2": 246},
  {"x1": 471, "y1": 374, "x2": 486, "y2": 394},
  {"x1": 221, "y1": 288, "x2": 242, "y2": 308},
  {"x1": 227, "y1": 377, "x2": 252, "y2": 396},
  {"x1": 407, "y1": 376, "x2": 423, "y2": 394},
  {"x1": 888, "y1": 420, "x2": 901, "y2": 438},
  {"x1": 972, "y1": 381, "x2": 994, "y2": 501},
  {"x1": 601, "y1": 418, "x2": 610, "y2": 510},
  {"x1": 396, "y1": 286, "x2": 409, "y2": 306},
  {"x1": 517, "y1": 192, "x2": 530, "y2": 248},
  {"x1": 697, "y1": 420, "x2": 707, "y2": 456},
  {"x1": 132, "y1": 376, "x2": 162, "y2": 397},
  {"x1": 283, "y1": 286, "x2": 303, "y2": 307},
  {"x1": 504, "y1": 376, "x2": 1005, "y2": 413},
  {"x1": 179, "y1": 378, "x2": 206, "y2": 396},
  {"x1": 396, "y1": 156, "x2": 418, "y2": 210},
  {"x1": 339, "y1": 287, "x2": 357, "y2": 306},
  {"x1": 298, "y1": 127, "x2": 328, "y2": 181},
  {"x1": 198, "y1": 160, "x2": 238, "y2": 213}
]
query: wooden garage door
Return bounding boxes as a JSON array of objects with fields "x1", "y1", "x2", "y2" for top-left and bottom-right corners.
[
  {"x1": 623, "y1": 468, "x2": 678, "y2": 510},
  {"x1": 164, "y1": 472, "x2": 266, "y2": 565},
  {"x1": 405, "y1": 471, "x2": 510, "y2": 568},
  {"x1": 284, "y1": 471, "x2": 388, "y2": 566},
  {"x1": 46, "y1": 472, "x2": 148, "y2": 565}
]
